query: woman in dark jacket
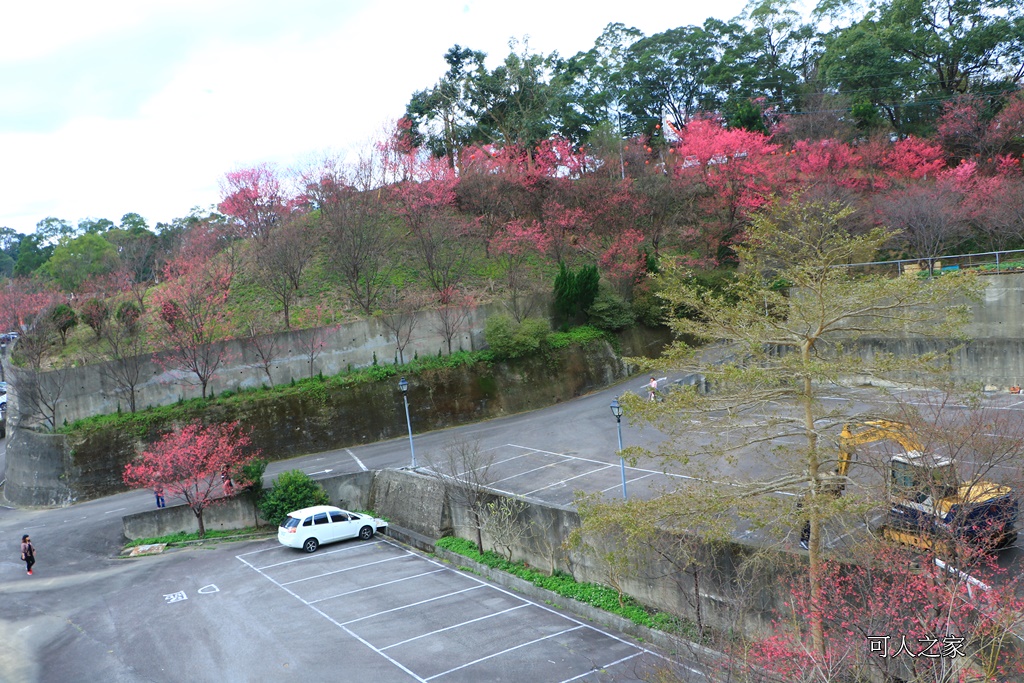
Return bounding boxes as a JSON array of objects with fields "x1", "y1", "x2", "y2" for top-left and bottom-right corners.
[{"x1": 21, "y1": 534, "x2": 35, "y2": 575}]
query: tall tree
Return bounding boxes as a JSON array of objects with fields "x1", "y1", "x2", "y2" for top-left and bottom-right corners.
[
  {"x1": 249, "y1": 213, "x2": 317, "y2": 329},
  {"x1": 629, "y1": 194, "x2": 979, "y2": 660},
  {"x1": 152, "y1": 241, "x2": 233, "y2": 399},
  {"x1": 405, "y1": 45, "x2": 488, "y2": 170}
]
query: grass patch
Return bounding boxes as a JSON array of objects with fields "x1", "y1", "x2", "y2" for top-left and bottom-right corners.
[
  {"x1": 435, "y1": 536, "x2": 700, "y2": 640},
  {"x1": 125, "y1": 526, "x2": 270, "y2": 547}
]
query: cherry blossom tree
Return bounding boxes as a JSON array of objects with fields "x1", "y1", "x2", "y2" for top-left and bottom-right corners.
[
  {"x1": 489, "y1": 220, "x2": 551, "y2": 322},
  {"x1": 152, "y1": 244, "x2": 233, "y2": 399},
  {"x1": 123, "y1": 422, "x2": 259, "y2": 537},
  {"x1": 249, "y1": 213, "x2": 317, "y2": 329},
  {"x1": 218, "y1": 164, "x2": 289, "y2": 242}
]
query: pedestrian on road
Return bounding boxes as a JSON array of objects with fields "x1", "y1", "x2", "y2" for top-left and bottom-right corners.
[
  {"x1": 648, "y1": 377, "x2": 658, "y2": 402},
  {"x1": 21, "y1": 534, "x2": 35, "y2": 575},
  {"x1": 154, "y1": 486, "x2": 165, "y2": 508}
]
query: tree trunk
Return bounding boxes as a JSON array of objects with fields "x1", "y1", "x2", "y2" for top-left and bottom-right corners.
[
  {"x1": 802, "y1": 341, "x2": 826, "y2": 661},
  {"x1": 196, "y1": 508, "x2": 206, "y2": 538}
]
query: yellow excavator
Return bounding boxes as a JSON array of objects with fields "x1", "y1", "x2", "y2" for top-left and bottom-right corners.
[{"x1": 825, "y1": 420, "x2": 1017, "y2": 552}]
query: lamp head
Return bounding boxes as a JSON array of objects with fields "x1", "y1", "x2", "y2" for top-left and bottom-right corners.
[
  {"x1": 398, "y1": 377, "x2": 409, "y2": 394},
  {"x1": 610, "y1": 397, "x2": 623, "y2": 419}
]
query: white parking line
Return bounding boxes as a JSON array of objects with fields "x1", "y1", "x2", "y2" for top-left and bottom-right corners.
[
  {"x1": 236, "y1": 550, "x2": 426, "y2": 682},
  {"x1": 381, "y1": 604, "x2": 529, "y2": 650},
  {"x1": 343, "y1": 586, "x2": 485, "y2": 626},
  {"x1": 525, "y1": 464, "x2": 615, "y2": 496},
  {"x1": 255, "y1": 539, "x2": 388, "y2": 570},
  {"x1": 347, "y1": 448, "x2": 368, "y2": 472},
  {"x1": 425, "y1": 626, "x2": 584, "y2": 680},
  {"x1": 238, "y1": 539, "x2": 688, "y2": 682},
  {"x1": 490, "y1": 460, "x2": 567, "y2": 485},
  {"x1": 283, "y1": 553, "x2": 414, "y2": 586},
  {"x1": 309, "y1": 568, "x2": 447, "y2": 604}
]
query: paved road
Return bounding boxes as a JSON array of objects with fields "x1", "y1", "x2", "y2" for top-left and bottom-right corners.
[{"x1": 2, "y1": 379, "x2": 1023, "y2": 682}]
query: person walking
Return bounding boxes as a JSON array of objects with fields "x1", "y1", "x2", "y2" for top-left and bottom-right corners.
[
  {"x1": 21, "y1": 534, "x2": 35, "y2": 575},
  {"x1": 648, "y1": 377, "x2": 658, "y2": 402},
  {"x1": 154, "y1": 486, "x2": 165, "y2": 508}
]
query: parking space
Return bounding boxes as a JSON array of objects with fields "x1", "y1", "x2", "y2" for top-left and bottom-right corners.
[
  {"x1": 448, "y1": 444, "x2": 686, "y2": 507},
  {"x1": 238, "y1": 537, "x2": 699, "y2": 682}
]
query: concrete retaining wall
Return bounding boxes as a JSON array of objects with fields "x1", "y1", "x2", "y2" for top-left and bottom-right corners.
[
  {"x1": 7, "y1": 339, "x2": 631, "y2": 506},
  {"x1": 7, "y1": 302, "x2": 511, "y2": 429},
  {"x1": 124, "y1": 469, "x2": 789, "y2": 636}
]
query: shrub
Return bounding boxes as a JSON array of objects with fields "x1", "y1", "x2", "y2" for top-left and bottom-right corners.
[
  {"x1": 585, "y1": 287, "x2": 635, "y2": 332},
  {"x1": 79, "y1": 298, "x2": 110, "y2": 338},
  {"x1": 50, "y1": 303, "x2": 78, "y2": 345},
  {"x1": 484, "y1": 315, "x2": 550, "y2": 360},
  {"x1": 258, "y1": 470, "x2": 329, "y2": 526},
  {"x1": 116, "y1": 301, "x2": 142, "y2": 334}
]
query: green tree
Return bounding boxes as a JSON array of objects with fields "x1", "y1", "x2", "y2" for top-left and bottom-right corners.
[
  {"x1": 627, "y1": 194, "x2": 980, "y2": 660},
  {"x1": 258, "y1": 470, "x2": 329, "y2": 527},
  {"x1": 77, "y1": 218, "x2": 115, "y2": 235},
  {"x1": 551, "y1": 23, "x2": 645, "y2": 147},
  {"x1": 45, "y1": 233, "x2": 119, "y2": 292},
  {"x1": 34, "y1": 216, "x2": 75, "y2": 245},
  {"x1": 470, "y1": 39, "x2": 559, "y2": 164},
  {"x1": 622, "y1": 24, "x2": 722, "y2": 132},
  {"x1": 13, "y1": 234, "x2": 51, "y2": 276},
  {"x1": 50, "y1": 303, "x2": 78, "y2": 346},
  {"x1": 240, "y1": 459, "x2": 268, "y2": 527},
  {"x1": 405, "y1": 45, "x2": 488, "y2": 169}
]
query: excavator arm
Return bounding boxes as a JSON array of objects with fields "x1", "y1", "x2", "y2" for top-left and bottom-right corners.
[{"x1": 837, "y1": 420, "x2": 925, "y2": 478}]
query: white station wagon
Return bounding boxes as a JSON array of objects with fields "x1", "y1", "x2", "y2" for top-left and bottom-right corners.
[{"x1": 277, "y1": 505, "x2": 388, "y2": 553}]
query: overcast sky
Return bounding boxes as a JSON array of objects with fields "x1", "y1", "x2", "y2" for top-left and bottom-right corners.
[{"x1": 0, "y1": 0, "x2": 750, "y2": 235}]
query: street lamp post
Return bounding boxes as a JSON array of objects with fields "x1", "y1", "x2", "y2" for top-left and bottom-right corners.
[
  {"x1": 610, "y1": 397, "x2": 627, "y2": 500},
  {"x1": 398, "y1": 377, "x2": 416, "y2": 469}
]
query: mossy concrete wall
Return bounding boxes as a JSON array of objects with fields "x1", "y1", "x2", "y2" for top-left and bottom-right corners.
[{"x1": 7, "y1": 340, "x2": 631, "y2": 506}]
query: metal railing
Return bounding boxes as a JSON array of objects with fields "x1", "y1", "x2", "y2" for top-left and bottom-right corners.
[{"x1": 844, "y1": 248, "x2": 1024, "y2": 276}]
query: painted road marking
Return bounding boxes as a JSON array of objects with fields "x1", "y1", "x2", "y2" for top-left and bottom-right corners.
[
  {"x1": 104, "y1": 508, "x2": 127, "y2": 514},
  {"x1": 347, "y1": 448, "x2": 368, "y2": 472},
  {"x1": 308, "y1": 568, "x2": 447, "y2": 605},
  {"x1": 254, "y1": 539, "x2": 387, "y2": 570},
  {"x1": 381, "y1": 603, "x2": 530, "y2": 651},
  {"x1": 424, "y1": 626, "x2": 586, "y2": 681},
  {"x1": 282, "y1": 553, "x2": 414, "y2": 586},
  {"x1": 237, "y1": 538, "x2": 680, "y2": 682},
  {"x1": 342, "y1": 585, "x2": 484, "y2": 626}
]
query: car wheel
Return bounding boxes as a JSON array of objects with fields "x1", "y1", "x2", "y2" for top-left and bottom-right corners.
[
  {"x1": 303, "y1": 537, "x2": 319, "y2": 553},
  {"x1": 358, "y1": 525, "x2": 374, "y2": 540}
]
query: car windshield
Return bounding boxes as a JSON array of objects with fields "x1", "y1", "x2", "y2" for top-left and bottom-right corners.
[{"x1": 281, "y1": 516, "x2": 300, "y2": 529}]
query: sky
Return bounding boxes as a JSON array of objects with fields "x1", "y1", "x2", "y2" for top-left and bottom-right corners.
[{"x1": 0, "y1": 0, "x2": 750, "y2": 235}]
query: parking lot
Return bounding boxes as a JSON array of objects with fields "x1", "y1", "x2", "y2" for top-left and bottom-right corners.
[{"x1": 237, "y1": 536, "x2": 699, "y2": 682}]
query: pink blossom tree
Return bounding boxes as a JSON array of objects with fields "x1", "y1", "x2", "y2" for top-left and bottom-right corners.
[{"x1": 123, "y1": 422, "x2": 259, "y2": 537}]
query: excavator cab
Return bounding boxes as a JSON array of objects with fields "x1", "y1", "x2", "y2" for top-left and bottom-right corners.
[{"x1": 889, "y1": 454, "x2": 959, "y2": 504}]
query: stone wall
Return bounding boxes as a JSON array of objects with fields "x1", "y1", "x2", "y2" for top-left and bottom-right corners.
[{"x1": 8, "y1": 302, "x2": 507, "y2": 429}]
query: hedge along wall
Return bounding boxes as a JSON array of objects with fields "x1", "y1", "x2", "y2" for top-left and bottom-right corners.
[{"x1": 23, "y1": 340, "x2": 631, "y2": 505}]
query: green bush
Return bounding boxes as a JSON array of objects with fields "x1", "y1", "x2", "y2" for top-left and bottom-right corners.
[
  {"x1": 115, "y1": 301, "x2": 141, "y2": 333},
  {"x1": 484, "y1": 315, "x2": 550, "y2": 360},
  {"x1": 258, "y1": 470, "x2": 329, "y2": 526},
  {"x1": 585, "y1": 287, "x2": 635, "y2": 332}
]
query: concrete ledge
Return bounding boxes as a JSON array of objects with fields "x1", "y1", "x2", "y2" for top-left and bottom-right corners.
[{"x1": 381, "y1": 523, "x2": 437, "y2": 553}]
